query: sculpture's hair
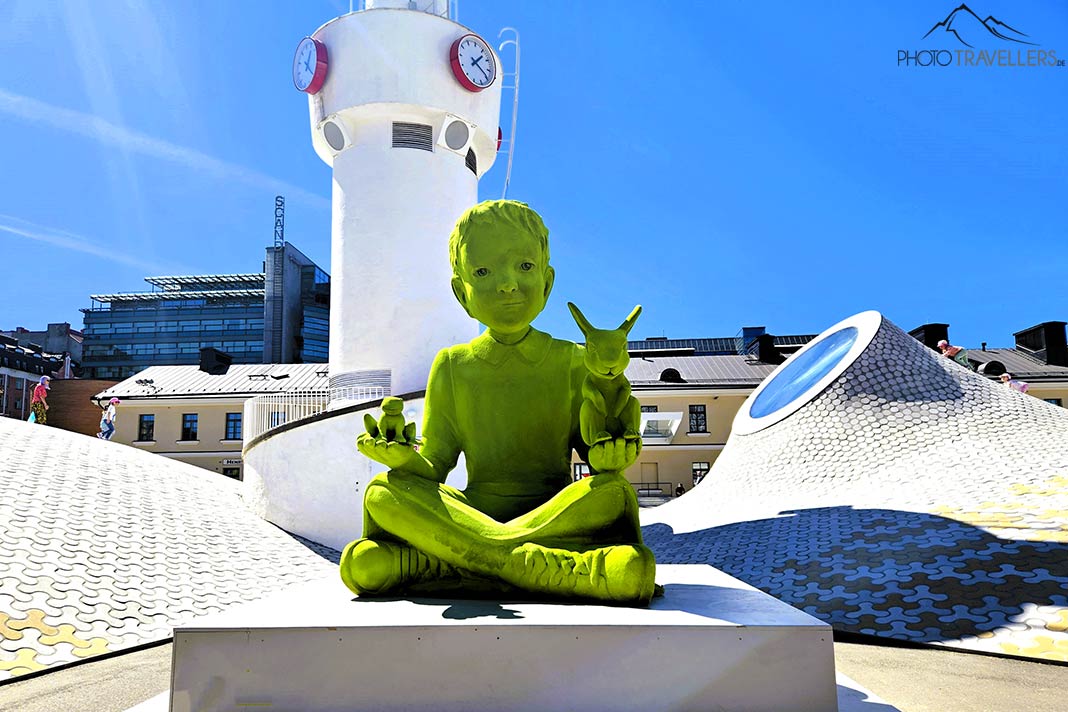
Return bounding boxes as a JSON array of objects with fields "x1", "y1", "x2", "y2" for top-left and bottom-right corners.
[{"x1": 449, "y1": 200, "x2": 550, "y2": 277}]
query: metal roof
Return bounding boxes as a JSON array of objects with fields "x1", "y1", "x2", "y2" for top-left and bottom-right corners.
[
  {"x1": 965, "y1": 348, "x2": 1068, "y2": 381},
  {"x1": 96, "y1": 363, "x2": 329, "y2": 399},
  {"x1": 144, "y1": 274, "x2": 265, "y2": 290},
  {"x1": 89, "y1": 289, "x2": 266, "y2": 302},
  {"x1": 1, "y1": 340, "x2": 63, "y2": 360},
  {"x1": 627, "y1": 354, "x2": 778, "y2": 388}
]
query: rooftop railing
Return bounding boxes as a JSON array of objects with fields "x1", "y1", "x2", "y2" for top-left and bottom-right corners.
[{"x1": 243, "y1": 385, "x2": 386, "y2": 445}]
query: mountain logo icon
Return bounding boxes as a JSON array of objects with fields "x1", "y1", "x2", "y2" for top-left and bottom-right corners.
[{"x1": 923, "y1": 3, "x2": 1037, "y2": 48}]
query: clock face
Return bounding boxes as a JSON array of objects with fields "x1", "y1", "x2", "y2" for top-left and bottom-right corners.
[
  {"x1": 450, "y1": 34, "x2": 496, "y2": 92},
  {"x1": 293, "y1": 37, "x2": 328, "y2": 94}
]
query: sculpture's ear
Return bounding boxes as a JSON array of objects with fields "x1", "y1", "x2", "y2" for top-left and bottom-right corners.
[
  {"x1": 618, "y1": 305, "x2": 642, "y2": 335},
  {"x1": 568, "y1": 301, "x2": 593, "y2": 337},
  {"x1": 451, "y1": 276, "x2": 472, "y2": 317},
  {"x1": 543, "y1": 265, "x2": 555, "y2": 301}
]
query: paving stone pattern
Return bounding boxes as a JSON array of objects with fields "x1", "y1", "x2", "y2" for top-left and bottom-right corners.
[
  {"x1": 643, "y1": 315, "x2": 1068, "y2": 662},
  {"x1": 0, "y1": 419, "x2": 337, "y2": 680}
]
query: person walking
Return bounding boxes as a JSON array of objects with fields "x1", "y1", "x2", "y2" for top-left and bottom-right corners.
[
  {"x1": 29, "y1": 376, "x2": 50, "y2": 424},
  {"x1": 97, "y1": 397, "x2": 120, "y2": 440}
]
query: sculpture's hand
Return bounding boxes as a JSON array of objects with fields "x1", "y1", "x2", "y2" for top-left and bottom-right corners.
[
  {"x1": 356, "y1": 431, "x2": 417, "y2": 470},
  {"x1": 588, "y1": 436, "x2": 640, "y2": 474}
]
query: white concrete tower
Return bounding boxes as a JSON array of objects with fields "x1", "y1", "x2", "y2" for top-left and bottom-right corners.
[{"x1": 295, "y1": 0, "x2": 503, "y2": 399}]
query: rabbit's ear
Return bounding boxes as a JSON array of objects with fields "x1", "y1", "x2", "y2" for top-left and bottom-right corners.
[
  {"x1": 568, "y1": 302, "x2": 594, "y2": 337},
  {"x1": 618, "y1": 305, "x2": 642, "y2": 335}
]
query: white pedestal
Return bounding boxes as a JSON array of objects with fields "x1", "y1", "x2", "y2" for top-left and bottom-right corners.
[{"x1": 169, "y1": 565, "x2": 839, "y2": 712}]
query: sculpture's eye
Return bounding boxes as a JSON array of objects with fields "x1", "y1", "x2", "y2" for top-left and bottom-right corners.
[
  {"x1": 474, "y1": 267, "x2": 489, "y2": 277},
  {"x1": 520, "y1": 261, "x2": 535, "y2": 271}
]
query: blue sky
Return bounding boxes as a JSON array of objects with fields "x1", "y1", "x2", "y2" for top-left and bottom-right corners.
[{"x1": 1, "y1": 1, "x2": 1064, "y2": 349}]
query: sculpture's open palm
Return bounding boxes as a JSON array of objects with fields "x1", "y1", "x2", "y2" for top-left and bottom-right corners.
[
  {"x1": 356, "y1": 431, "x2": 417, "y2": 470},
  {"x1": 588, "y1": 436, "x2": 640, "y2": 474}
]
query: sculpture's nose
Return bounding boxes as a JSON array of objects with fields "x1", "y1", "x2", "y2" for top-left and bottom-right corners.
[{"x1": 497, "y1": 272, "x2": 518, "y2": 293}]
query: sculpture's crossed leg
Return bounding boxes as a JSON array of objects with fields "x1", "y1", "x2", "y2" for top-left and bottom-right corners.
[{"x1": 340, "y1": 471, "x2": 657, "y2": 604}]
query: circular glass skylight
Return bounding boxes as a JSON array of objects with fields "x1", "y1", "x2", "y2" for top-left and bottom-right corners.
[
  {"x1": 750, "y1": 326, "x2": 858, "y2": 419},
  {"x1": 733, "y1": 311, "x2": 883, "y2": 435}
]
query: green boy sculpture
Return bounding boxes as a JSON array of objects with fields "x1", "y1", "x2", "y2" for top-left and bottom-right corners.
[{"x1": 339, "y1": 200, "x2": 657, "y2": 605}]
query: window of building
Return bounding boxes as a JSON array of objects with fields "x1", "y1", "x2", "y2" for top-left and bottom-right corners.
[
  {"x1": 688, "y1": 404, "x2": 707, "y2": 433},
  {"x1": 1044, "y1": 398, "x2": 1064, "y2": 407},
  {"x1": 137, "y1": 414, "x2": 155, "y2": 441},
  {"x1": 225, "y1": 412, "x2": 243, "y2": 440},
  {"x1": 573, "y1": 463, "x2": 590, "y2": 481},
  {"x1": 221, "y1": 467, "x2": 241, "y2": 479},
  {"x1": 640, "y1": 405, "x2": 658, "y2": 413},
  {"x1": 268, "y1": 411, "x2": 287, "y2": 428},
  {"x1": 181, "y1": 413, "x2": 199, "y2": 441},
  {"x1": 692, "y1": 462, "x2": 710, "y2": 486}
]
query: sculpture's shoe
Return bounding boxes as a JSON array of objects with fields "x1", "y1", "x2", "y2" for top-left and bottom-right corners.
[
  {"x1": 339, "y1": 539, "x2": 456, "y2": 596},
  {"x1": 510, "y1": 542, "x2": 656, "y2": 605}
]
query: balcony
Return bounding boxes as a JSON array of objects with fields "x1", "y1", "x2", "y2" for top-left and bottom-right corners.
[{"x1": 639, "y1": 412, "x2": 684, "y2": 444}]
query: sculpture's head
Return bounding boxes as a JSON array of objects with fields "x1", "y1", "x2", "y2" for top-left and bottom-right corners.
[
  {"x1": 381, "y1": 396, "x2": 404, "y2": 415},
  {"x1": 449, "y1": 200, "x2": 555, "y2": 340},
  {"x1": 568, "y1": 302, "x2": 642, "y2": 379}
]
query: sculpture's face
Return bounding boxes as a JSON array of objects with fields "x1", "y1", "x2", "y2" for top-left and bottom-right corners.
[{"x1": 452, "y1": 227, "x2": 554, "y2": 338}]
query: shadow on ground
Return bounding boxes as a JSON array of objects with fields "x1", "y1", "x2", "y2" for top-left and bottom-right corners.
[{"x1": 643, "y1": 506, "x2": 1068, "y2": 649}]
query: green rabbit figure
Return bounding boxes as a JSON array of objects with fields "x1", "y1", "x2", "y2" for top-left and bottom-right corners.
[{"x1": 568, "y1": 302, "x2": 643, "y2": 449}]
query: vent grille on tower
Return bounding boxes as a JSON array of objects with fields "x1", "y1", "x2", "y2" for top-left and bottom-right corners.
[{"x1": 392, "y1": 123, "x2": 433, "y2": 151}]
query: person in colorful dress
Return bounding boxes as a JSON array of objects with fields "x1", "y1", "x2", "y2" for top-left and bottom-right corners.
[{"x1": 29, "y1": 376, "x2": 50, "y2": 425}]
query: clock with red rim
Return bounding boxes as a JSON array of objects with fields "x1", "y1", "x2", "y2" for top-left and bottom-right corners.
[
  {"x1": 449, "y1": 34, "x2": 496, "y2": 92},
  {"x1": 293, "y1": 37, "x2": 328, "y2": 94}
]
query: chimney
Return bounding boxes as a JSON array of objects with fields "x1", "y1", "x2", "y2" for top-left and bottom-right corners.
[
  {"x1": 908, "y1": 323, "x2": 949, "y2": 350},
  {"x1": 199, "y1": 347, "x2": 233, "y2": 375},
  {"x1": 1014, "y1": 321, "x2": 1068, "y2": 367},
  {"x1": 755, "y1": 333, "x2": 784, "y2": 364}
]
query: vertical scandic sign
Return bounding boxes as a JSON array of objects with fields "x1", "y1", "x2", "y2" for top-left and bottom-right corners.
[{"x1": 274, "y1": 196, "x2": 285, "y2": 246}]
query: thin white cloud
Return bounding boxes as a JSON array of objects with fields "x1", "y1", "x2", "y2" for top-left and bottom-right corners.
[
  {"x1": 0, "y1": 214, "x2": 179, "y2": 274},
  {"x1": 0, "y1": 88, "x2": 330, "y2": 209},
  {"x1": 63, "y1": 0, "x2": 151, "y2": 258}
]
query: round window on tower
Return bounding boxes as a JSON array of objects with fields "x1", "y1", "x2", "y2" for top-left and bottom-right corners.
[
  {"x1": 323, "y1": 120, "x2": 346, "y2": 152},
  {"x1": 444, "y1": 121, "x2": 470, "y2": 151}
]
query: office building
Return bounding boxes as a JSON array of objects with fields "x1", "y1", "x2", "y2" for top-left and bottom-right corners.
[{"x1": 81, "y1": 243, "x2": 329, "y2": 380}]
